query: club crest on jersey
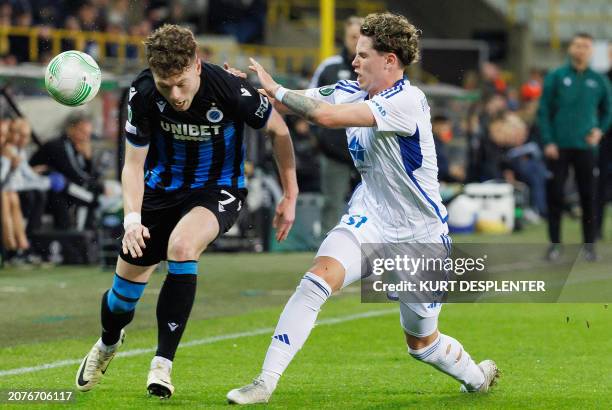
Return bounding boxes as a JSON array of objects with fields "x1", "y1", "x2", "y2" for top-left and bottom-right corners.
[{"x1": 206, "y1": 106, "x2": 224, "y2": 123}]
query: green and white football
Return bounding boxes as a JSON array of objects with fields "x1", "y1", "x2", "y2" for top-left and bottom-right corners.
[{"x1": 45, "y1": 50, "x2": 101, "y2": 106}]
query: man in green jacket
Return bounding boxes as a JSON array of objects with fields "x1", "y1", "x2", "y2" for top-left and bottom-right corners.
[{"x1": 538, "y1": 32, "x2": 612, "y2": 261}]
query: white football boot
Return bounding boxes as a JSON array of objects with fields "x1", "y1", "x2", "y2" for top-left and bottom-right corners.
[
  {"x1": 75, "y1": 330, "x2": 125, "y2": 391},
  {"x1": 227, "y1": 375, "x2": 272, "y2": 404},
  {"x1": 460, "y1": 359, "x2": 500, "y2": 393},
  {"x1": 147, "y1": 356, "x2": 175, "y2": 399}
]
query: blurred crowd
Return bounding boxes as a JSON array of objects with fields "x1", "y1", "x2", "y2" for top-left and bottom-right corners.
[
  {"x1": 1, "y1": 111, "x2": 112, "y2": 265},
  {"x1": 0, "y1": 0, "x2": 267, "y2": 65},
  {"x1": 286, "y1": 24, "x2": 611, "y2": 257},
  {"x1": 1, "y1": 11, "x2": 611, "y2": 266}
]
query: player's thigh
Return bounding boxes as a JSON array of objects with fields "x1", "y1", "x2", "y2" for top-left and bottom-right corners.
[
  {"x1": 167, "y1": 206, "x2": 219, "y2": 259},
  {"x1": 116, "y1": 256, "x2": 158, "y2": 283}
]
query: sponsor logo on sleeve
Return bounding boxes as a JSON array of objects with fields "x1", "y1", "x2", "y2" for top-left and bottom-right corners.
[
  {"x1": 255, "y1": 94, "x2": 270, "y2": 118},
  {"x1": 318, "y1": 87, "x2": 335, "y2": 96}
]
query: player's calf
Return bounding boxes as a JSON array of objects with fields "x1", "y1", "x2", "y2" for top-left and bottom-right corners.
[
  {"x1": 76, "y1": 274, "x2": 146, "y2": 392},
  {"x1": 401, "y1": 304, "x2": 489, "y2": 392},
  {"x1": 101, "y1": 274, "x2": 147, "y2": 345},
  {"x1": 228, "y1": 272, "x2": 333, "y2": 404},
  {"x1": 148, "y1": 260, "x2": 198, "y2": 398}
]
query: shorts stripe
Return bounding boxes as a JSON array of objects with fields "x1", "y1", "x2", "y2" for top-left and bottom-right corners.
[{"x1": 168, "y1": 260, "x2": 198, "y2": 275}]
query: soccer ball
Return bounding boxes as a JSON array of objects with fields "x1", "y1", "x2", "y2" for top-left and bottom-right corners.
[{"x1": 45, "y1": 51, "x2": 101, "y2": 106}]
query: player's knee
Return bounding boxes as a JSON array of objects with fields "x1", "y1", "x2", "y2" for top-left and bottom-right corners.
[
  {"x1": 308, "y1": 257, "x2": 346, "y2": 291},
  {"x1": 405, "y1": 332, "x2": 438, "y2": 351},
  {"x1": 400, "y1": 303, "x2": 439, "y2": 350},
  {"x1": 106, "y1": 273, "x2": 147, "y2": 313},
  {"x1": 167, "y1": 237, "x2": 200, "y2": 261}
]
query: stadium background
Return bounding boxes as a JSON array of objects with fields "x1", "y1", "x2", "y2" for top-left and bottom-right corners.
[{"x1": 0, "y1": 1, "x2": 611, "y2": 408}]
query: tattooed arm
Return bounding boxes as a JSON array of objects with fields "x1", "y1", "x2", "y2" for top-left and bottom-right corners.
[
  {"x1": 280, "y1": 91, "x2": 375, "y2": 129},
  {"x1": 249, "y1": 57, "x2": 375, "y2": 129}
]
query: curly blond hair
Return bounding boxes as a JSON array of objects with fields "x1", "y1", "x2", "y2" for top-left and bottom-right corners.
[
  {"x1": 360, "y1": 12, "x2": 421, "y2": 67},
  {"x1": 143, "y1": 24, "x2": 197, "y2": 77}
]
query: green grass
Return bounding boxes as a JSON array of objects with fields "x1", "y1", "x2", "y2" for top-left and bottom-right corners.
[{"x1": 0, "y1": 217, "x2": 611, "y2": 409}]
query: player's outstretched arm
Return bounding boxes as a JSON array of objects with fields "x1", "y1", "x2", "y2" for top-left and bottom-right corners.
[
  {"x1": 121, "y1": 143, "x2": 150, "y2": 258},
  {"x1": 249, "y1": 57, "x2": 375, "y2": 129},
  {"x1": 265, "y1": 108, "x2": 298, "y2": 242}
]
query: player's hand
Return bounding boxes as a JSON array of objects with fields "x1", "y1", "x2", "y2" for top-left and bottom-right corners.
[
  {"x1": 223, "y1": 62, "x2": 247, "y2": 79},
  {"x1": 248, "y1": 57, "x2": 280, "y2": 97},
  {"x1": 122, "y1": 223, "x2": 150, "y2": 258},
  {"x1": 586, "y1": 128, "x2": 603, "y2": 146},
  {"x1": 273, "y1": 196, "x2": 296, "y2": 242},
  {"x1": 543, "y1": 143, "x2": 559, "y2": 160}
]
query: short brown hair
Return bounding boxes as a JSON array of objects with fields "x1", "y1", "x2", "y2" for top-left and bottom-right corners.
[
  {"x1": 571, "y1": 32, "x2": 593, "y2": 43},
  {"x1": 143, "y1": 24, "x2": 197, "y2": 77},
  {"x1": 360, "y1": 12, "x2": 420, "y2": 67}
]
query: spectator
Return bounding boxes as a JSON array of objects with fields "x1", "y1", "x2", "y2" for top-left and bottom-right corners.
[
  {"x1": 490, "y1": 111, "x2": 548, "y2": 217},
  {"x1": 0, "y1": 2, "x2": 12, "y2": 26},
  {"x1": 308, "y1": 16, "x2": 362, "y2": 232},
  {"x1": 29, "y1": 111, "x2": 103, "y2": 230},
  {"x1": 538, "y1": 32, "x2": 612, "y2": 261},
  {"x1": 480, "y1": 62, "x2": 507, "y2": 99},
  {"x1": 207, "y1": 0, "x2": 267, "y2": 44},
  {"x1": 61, "y1": 16, "x2": 81, "y2": 52},
  {"x1": 77, "y1": 1, "x2": 102, "y2": 31},
  {"x1": 288, "y1": 117, "x2": 320, "y2": 193},
  {"x1": 466, "y1": 93, "x2": 507, "y2": 182},
  {"x1": 1, "y1": 119, "x2": 30, "y2": 262},
  {"x1": 432, "y1": 115, "x2": 464, "y2": 183},
  {"x1": 9, "y1": 118, "x2": 46, "y2": 240},
  {"x1": 8, "y1": 10, "x2": 33, "y2": 63}
]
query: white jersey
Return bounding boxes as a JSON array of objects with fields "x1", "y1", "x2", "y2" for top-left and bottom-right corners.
[{"x1": 306, "y1": 78, "x2": 448, "y2": 242}]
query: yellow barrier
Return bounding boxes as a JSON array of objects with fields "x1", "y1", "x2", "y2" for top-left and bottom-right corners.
[
  {"x1": 266, "y1": 0, "x2": 385, "y2": 27},
  {"x1": 0, "y1": 25, "x2": 145, "y2": 65},
  {"x1": 240, "y1": 44, "x2": 320, "y2": 74},
  {"x1": 0, "y1": 26, "x2": 321, "y2": 74}
]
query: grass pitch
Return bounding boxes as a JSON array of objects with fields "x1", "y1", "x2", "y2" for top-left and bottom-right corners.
[{"x1": 0, "y1": 218, "x2": 611, "y2": 409}]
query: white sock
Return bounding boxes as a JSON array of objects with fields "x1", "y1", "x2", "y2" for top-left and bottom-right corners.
[
  {"x1": 409, "y1": 333, "x2": 484, "y2": 390},
  {"x1": 260, "y1": 272, "x2": 332, "y2": 391},
  {"x1": 151, "y1": 355, "x2": 173, "y2": 372}
]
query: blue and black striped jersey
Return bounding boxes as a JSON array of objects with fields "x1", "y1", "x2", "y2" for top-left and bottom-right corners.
[{"x1": 124, "y1": 62, "x2": 272, "y2": 192}]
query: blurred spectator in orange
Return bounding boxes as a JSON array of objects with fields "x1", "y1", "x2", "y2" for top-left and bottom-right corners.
[{"x1": 481, "y1": 62, "x2": 507, "y2": 98}]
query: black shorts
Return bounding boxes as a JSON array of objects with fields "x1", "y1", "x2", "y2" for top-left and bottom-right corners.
[{"x1": 119, "y1": 186, "x2": 247, "y2": 266}]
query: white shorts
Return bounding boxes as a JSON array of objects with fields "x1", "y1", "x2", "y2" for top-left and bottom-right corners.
[{"x1": 316, "y1": 208, "x2": 449, "y2": 318}]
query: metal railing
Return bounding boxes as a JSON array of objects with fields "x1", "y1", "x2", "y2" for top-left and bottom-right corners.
[
  {"x1": 266, "y1": 0, "x2": 386, "y2": 26},
  {"x1": 0, "y1": 26, "x2": 145, "y2": 64},
  {"x1": 0, "y1": 25, "x2": 322, "y2": 75}
]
